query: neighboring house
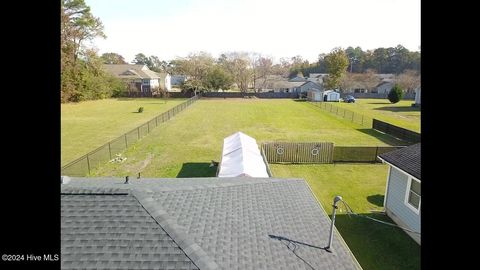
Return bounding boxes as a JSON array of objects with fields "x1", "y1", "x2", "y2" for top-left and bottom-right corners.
[
  {"x1": 159, "y1": 72, "x2": 172, "y2": 92},
  {"x1": 103, "y1": 64, "x2": 172, "y2": 92},
  {"x1": 306, "y1": 73, "x2": 328, "y2": 85},
  {"x1": 61, "y1": 177, "x2": 362, "y2": 269},
  {"x1": 288, "y1": 76, "x2": 307, "y2": 82},
  {"x1": 373, "y1": 81, "x2": 395, "y2": 94},
  {"x1": 171, "y1": 74, "x2": 188, "y2": 86},
  {"x1": 414, "y1": 87, "x2": 421, "y2": 107},
  {"x1": 378, "y1": 143, "x2": 421, "y2": 244},
  {"x1": 307, "y1": 89, "x2": 323, "y2": 101},
  {"x1": 297, "y1": 81, "x2": 323, "y2": 93},
  {"x1": 254, "y1": 76, "x2": 304, "y2": 92}
]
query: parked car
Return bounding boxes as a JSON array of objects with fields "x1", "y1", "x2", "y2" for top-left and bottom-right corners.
[{"x1": 343, "y1": 95, "x2": 355, "y2": 103}]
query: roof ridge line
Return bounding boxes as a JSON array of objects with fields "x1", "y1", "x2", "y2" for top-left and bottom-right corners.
[{"x1": 131, "y1": 190, "x2": 220, "y2": 270}]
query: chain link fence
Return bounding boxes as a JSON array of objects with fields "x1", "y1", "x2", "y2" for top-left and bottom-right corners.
[
  {"x1": 308, "y1": 101, "x2": 373, "y2": 127},
  {"x1": 61, "y1": 95, "x2": 200, "y2": 176}
]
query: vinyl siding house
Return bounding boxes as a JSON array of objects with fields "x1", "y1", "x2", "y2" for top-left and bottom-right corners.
[
  {"x1": 103, "y1": 64, "x2": 172, "y2": 94},
  {"x1": 171, "y1": 75, "x2": 187, "y2": 86},
  {"x1": 297, "y1": 81, "x2": 323, "y2": 93},
  {"x1": 373, "y1": 81, "x2": 394, "y2": 94},
  {"x1": 254, "y1": 75, "x2": 304, "y2": 92},
  {"x1": 378, "y1": 143, "x2": 421, "y2": 244},
  {"x1": 288, "y1": 76, "x2": 307, "y2": 82}
]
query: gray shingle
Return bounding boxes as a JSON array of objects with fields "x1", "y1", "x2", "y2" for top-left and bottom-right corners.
[
  {"x1": 379, "y1": 143, "x2": 421, "y2": 180},
  {"x1": 61, "y1": 193, "x2": 199, "y2": 270},
  {"x1": 62, "y1": 177, "x2": 361, "y2": 269}
]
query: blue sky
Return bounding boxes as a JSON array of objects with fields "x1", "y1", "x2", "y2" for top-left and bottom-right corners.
[{"x1": 84, "y1": 0, "x2": 421, "y2": 63}]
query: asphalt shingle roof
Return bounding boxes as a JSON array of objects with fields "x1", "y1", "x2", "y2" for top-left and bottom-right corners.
[
  {"x1": 103, "y1": 64, "x2": 167, "y2": 80},
  {"x1": 61, "y1": 191, "x2": 199, "y2": 270},
  {"x1": 61, "y1": 177, "x2": 361, "y2": 269},
  {"x1": 378, "y1": 143, "x2": 421, "y2": 180}
]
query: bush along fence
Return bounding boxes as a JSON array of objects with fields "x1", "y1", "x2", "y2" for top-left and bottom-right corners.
[
  {"x1": 61, "y1": 95, "x2": 200, "y2": 176},
  {"x1": 308, "y1": 101, "x2": 373, "y2": 127},
  {"x1": 261, "y1": 142, "x2": 405, "y2": 164},
  {"x1": 372, "y1": 119, "x2": 421, "y2": 143}
]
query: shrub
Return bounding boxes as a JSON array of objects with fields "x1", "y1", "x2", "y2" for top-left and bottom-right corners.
[
  {"x1": 138, "y1": 107, "x2": 144, "y2": 113},
  {"x1": 388, "y1": 84, "x2": 403, "y2": 103}
]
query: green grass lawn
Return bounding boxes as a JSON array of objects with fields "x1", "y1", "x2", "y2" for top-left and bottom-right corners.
[
  {"x1": 61, "y1": 98, "x2": 186, "y2": 165},
  {"x1": 334, "y1": 98, "x2": 421, "y2": 132},
  {"x1": 90, "y1": 99, "x2": 406, "y2": 177},
  {"x1": 270, "y1": 163, "x2": 420, "y2": 270}
]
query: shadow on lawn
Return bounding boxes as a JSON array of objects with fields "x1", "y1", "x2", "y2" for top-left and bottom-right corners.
[
  {"x1": 176, "y1": 162, "x2": 217, "y2": 178},
  {"x1": 374, "y1": 106, "x2": 420, "y2": 112},
  {"x1": 367, "y1": 194, "x2": 385, "y2": 207},
  {"x1": 356, "y1": 128, "x2": 407, "y2": 146},
  {"x1": 332, "y1": 213, "x2": 421, "y2": 270}
]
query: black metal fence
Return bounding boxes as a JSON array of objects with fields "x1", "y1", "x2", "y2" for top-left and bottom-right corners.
[
  {"x1": 202, "y1": 92, "x2": 299, "y2": 98},
  {"x1": 61, "y1": 95, "x2": 200, "y2": 176},
  {"x1": 372, "y1": 119, "x2": 421, "y2": 143},
  {"x1": 308, "y1": 102, "x2": 373, "y2": 127},
  {"x1": 339, "y1": 92, "x2": 415, "y2": 100},
  {"x1": 333, "y1": 146, "x2": 405, "y2": 162}
]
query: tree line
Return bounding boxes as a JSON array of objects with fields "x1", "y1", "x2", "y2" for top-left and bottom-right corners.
[{"x1": 61, "y1": 0, "x2": 421, "y2": 102}]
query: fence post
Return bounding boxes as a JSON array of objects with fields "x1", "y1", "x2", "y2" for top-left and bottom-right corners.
[
  {"x1": 374, "y1": 147, "x2": 379, "y2": 162},
  {"x1": 108, "y1": 142, "x2": 112, "y2": 160},
  {"x1": 86, "y1": 154, "x2": 91, "y2": 175}
]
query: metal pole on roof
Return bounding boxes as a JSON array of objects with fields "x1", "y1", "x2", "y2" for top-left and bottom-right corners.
[{"x1": 326, "y1": 195, "x2": 342, "y2": 252}]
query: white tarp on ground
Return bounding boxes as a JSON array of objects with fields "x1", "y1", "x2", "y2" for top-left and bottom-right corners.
[{"x1": 217, "y1": 132, "x2": 269, "y2": 178}]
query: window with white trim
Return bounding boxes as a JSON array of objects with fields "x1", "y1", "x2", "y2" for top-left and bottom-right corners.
[{"x1": 406, "y1": 177, "x2": 421, "y2": 211}]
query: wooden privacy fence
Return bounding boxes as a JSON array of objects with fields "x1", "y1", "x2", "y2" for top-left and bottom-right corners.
[
  {"x1": 261, "y1": 142, "x2": 405, "y2": 164},
  {"x1": 262, "y1": 142, "x2": 334, "y2": 163}
]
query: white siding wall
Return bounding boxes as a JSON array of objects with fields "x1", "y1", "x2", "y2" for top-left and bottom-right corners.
[
  {"x1": 385, "y1": 167, "x2": 421, "y2": 234},
  {"x1": 165, "y1": 74, "x2": 172, "y2": 91},
  {"x1": 150, "y1": 79, "x2": 159, "y2": 88},
  {"x1": 376, "y1": 83, "x2": 394, "y2": 94}
]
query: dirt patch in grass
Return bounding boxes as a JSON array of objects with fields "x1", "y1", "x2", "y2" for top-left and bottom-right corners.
[{"x1": 125, "y1": 153, "x2": 154, "y2": 174}]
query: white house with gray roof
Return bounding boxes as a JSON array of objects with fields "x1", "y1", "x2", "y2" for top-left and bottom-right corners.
[
  {"x1": 103, "y1": 64, "x2": 172, "y2": 93},
  {"x1": 378, "y1": 143, "x2": 421, "y2": 244},
  {"x1": 61, "y1": 177, "x2": 362, "y2": 269}
]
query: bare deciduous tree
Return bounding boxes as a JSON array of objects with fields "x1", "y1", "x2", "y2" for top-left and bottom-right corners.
[{"x1": 395, "y1": 69, "x2": 421, "y2": 93}]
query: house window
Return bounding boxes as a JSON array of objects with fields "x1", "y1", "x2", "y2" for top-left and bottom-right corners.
[
  {"x1": 143, "y1": 80, "x2": 150, "y2": 85},
  {"x1": 405, "y1": 177, "x2": 421, "y2": 212}
]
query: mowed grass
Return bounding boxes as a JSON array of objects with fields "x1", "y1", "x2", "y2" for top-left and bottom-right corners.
[
  {"x1": 91, "y1": 99, "x2": 405, "y2": 177},
  {"x1": 61, "y1": 98, "x2": 186, "y2": 165},
  {"x1": 334, "y1": 98, "x2": 420, "y2": 132},
  {"x1": 270, "y1": 163, "x2": 420, "y2": 270}
]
